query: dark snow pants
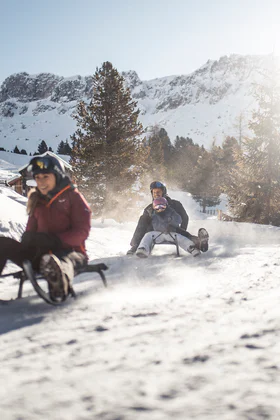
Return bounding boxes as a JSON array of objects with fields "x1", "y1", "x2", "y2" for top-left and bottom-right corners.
[{"x1": 0, "y1": 237, "x2": 87, "y2": 284}]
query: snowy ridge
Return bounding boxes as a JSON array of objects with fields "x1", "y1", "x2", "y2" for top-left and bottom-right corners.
[{"x1": 0, "y1": 54, "x2": 276, "y2": 154}]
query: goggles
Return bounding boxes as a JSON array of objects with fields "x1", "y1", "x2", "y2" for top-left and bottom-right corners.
[
  {"x1": 27, "y1": 157, "x2": 54, "y2": 173},
  {"x1": 153, "y1": 204, "x2": 167, "y2": 211}
]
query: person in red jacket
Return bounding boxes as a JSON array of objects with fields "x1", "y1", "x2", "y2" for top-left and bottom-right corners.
[{"x1": 0, "y1": 155, "x2": 91, "y2": 302}]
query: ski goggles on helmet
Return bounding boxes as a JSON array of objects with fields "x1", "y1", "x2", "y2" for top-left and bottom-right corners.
[{"x1": 27, "y1": 157, "x2": 55, "y2": 174}]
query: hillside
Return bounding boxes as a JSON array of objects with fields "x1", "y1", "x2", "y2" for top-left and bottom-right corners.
[
  {"x1": 0, "y1": 54, "x2": 276, "y2": 154},
  {"x1": 1, "y1": 177, "x2": 280, "y2": 418}
]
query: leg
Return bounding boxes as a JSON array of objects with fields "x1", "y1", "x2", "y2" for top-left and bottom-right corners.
[
  {"x1": 0, "y1": 237, "x2": 30, "y2": 274},
  {"x1": 39, "y1": 250, "x2": 87, "y2": 301},
  {"x1": 57, "y1": 251, "x2": 87, "y2": 286},
  {"x1": 176, "y1": 234, "x2": 200, "y2": 257},
  {"x1": 127, "y1": 213, "x2": 151, "y2": 254},
  {"x1": 176, "y1": 227, "x2": 209, "y2": 252},
  {"x1": 136, "y1": 231, "x2": 161, "y2": 257}
]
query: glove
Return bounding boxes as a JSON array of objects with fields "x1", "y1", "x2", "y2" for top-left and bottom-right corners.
[
  {"x1": 21, "y1": 232, "x2": 62, "y2": 251},
  {"x1": 165, "y1": 224, "x2": 173, "y2": 233}
]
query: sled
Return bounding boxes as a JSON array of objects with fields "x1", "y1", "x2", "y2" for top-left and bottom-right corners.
[
  {"x1": 0, "y1": 260, "x2": 108, "y2": 306},
  {"x1": 151, "y1": 232, "x2": 180, "y2": 257}
]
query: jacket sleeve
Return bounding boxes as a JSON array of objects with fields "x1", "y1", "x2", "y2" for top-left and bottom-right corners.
[
  {"x1": 168, "y1": 208, "x2": 182, "y2": 228},
  {"x1": 173, "y1": 201, "x2": 188, "y2": 230},
  {"x1": 56, "y1": 191, "x2": 91, "y2": 248},
  {"x1": 25, "y1": 215, "x2": 38, "y2": 232}
]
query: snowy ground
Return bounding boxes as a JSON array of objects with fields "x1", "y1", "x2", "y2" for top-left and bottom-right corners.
[{"x1": 0, "y1": 158, "x2": 280, "y2": 419}]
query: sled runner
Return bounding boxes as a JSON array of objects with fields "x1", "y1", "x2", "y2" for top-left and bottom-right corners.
[
  {"x1": 151, "y1": 232, "x2": 180, "y2": 257},
  {"x1": 0, "y1": 261, "x2": 108, "y2": 306}
]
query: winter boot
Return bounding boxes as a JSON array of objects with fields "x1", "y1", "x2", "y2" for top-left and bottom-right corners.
[
  {"x1": 188, "y1": 245, "x2": 201, "y2": 257},
  {"x1": 127, "y1": 245, "x2": 137, "y2": 255},
  {"x1": 198, "y1": 228, "x2": 209, "y2": 252},
  {"x1": 40, "y1": 254, "x2": 69, "y2": 301},
  {"x1": 136, "y1": 247, "x2": 149, "y2": 258}
]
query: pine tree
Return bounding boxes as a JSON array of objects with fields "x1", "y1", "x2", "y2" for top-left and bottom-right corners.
[
  {"x1": 187, "y1": 147, "x2": 221, "y2": 213},
  {"x1": 226, "y1": 62, "x2": 280, "y2": 225},
  {"x1": 214, "y1": 136, "x2": 239, "y2": 193},
  {"x1": 63, "y1": 140, "x2": 72, "y2": 155},
  {"x1": 146, "y1": 126, "x2": 173, "y2": 180},
  {"x1": 13, "y1": 146, "x2": 20, "y2": 154},
  {"x1": 37, "y1": 140, "x2": 48, "y2": 154},
  {"x1": 170, "y1": 136, "x2": 197, "y2": 189},
  {"x1": 70, "y1": 61, "x2": 147, "y2": 218},
  {"x1": 57, "y1": 140, "x2": 72, "y2": 155},
  {"x1": 57, "y1": 141, "x2": 65, "y2": 154}
]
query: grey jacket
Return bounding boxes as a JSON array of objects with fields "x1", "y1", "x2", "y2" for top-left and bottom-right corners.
[{"x1": 151, "y1": 207, "x2": 182, "y2": 233}]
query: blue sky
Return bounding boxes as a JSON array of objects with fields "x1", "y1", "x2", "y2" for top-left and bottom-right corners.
[{"x1": 1, "y1": 0, "x2": 280, "y2": 84}]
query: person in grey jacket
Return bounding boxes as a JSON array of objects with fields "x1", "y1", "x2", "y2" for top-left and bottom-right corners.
[
  {"x1": 127, "y1": 181, "x2": 209, "y2": 255},
  {"x1": 136, "y1": 197, "x2": 200, "y2": 258}
]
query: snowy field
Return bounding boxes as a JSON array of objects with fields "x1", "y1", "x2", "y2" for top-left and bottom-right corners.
[{"x1": 1, "y1": 157, "x2": 280, "y2": 419}]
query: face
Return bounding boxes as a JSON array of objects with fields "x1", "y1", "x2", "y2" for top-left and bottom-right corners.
[
  {"x1": 34, "y1": 173, "x2": 56, "y2": 195},
  {"x1": 152, "y1": 188, "x2": 163, "y2": 199}
]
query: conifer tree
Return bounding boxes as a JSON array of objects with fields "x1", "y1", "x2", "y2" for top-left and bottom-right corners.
[
  {"x1": 169, "y1": 136, "x2": 200, "y2": 190},
  {"x1": 218, "y1": 136, "x2": 239, "y2": 192},
  {"x1": 146, "y1": 126, "x2": 173, "y2": 180},
  {"x1": 187, "y1": 147, "x2": 221, "y2": 212},
  {"x1": 57, "y1": 141, "x2": 65, "y2": 154},
  {"x1": 226, "y1": 64, "x2": 280, "y2": 224},
  {"x1": 70, "y1": 61, "x2": 147, "y2": 218},
  {"x1": 57, "y1": 140, "x2": 72, "y2": 155},
  {"x1": 63, "y1": 140, "x2": 72, "y2": 155},
  {"x1": 37, "y1": 140, "x2": 48, "y2": 154}
]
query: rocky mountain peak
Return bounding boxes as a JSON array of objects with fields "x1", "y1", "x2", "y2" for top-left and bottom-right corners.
[
  {"x1": 0, "y1": 72, "x2": 63, "y2": 103},
  {"x1": 0, "y1": 54, "x2": 276, "y2": 154}
]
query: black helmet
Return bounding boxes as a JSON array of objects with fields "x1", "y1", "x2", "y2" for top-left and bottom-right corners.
[
  {"x1": 150, "y1": 181, "x2": 167, "y2": 196},
  {"x1": 27, "y1": 155, "x2": 65, "y2": 182}
]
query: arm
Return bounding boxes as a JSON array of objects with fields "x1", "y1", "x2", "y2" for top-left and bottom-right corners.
[
  {"x1": 168, "y1": 208, "x2": 182, "y2": 228},
  {"x1": 25, "y1": 215, "x2": 38, "y2": 232},
  {"x1": 56, "y1": 191, "x2": 91, "y2": 248},
  {"x1": 172, "y1": 201, "x2": 189, "y2": 230}
]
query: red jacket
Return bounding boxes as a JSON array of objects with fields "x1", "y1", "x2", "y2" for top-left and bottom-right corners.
[{"x1": 26, "y1": 186, "x2": 91, "y2": 255}]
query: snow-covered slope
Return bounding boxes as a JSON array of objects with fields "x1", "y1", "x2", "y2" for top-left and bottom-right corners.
[
  {"x1": 0, "y1": 54, "x2": 275, "y2": 154},
  {"x1": 0, "y1": 185, "x2": 27, "y2": 240},
  {"x1": 1, "y1": 163, "x2": 280, "y2": 419}
]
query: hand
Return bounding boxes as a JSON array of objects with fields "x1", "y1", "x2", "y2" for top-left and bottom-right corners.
[{"x1": 165, "y1": 224, "x2": 173, "y2": 233}]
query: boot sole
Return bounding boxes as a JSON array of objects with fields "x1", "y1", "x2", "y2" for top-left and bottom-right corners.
[
  {"x1": 40, "y1": 255, "x2": 67, "y2": 301},
  {"x1": 198, "y1": 228, "x2": 209, "y2": 252},
  {"x1": 136, "y1": 252, "x2": 148, "y2": 258}
]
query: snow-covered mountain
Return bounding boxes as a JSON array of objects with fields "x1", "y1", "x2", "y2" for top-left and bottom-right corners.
[{"x1": 0, "y1": 54, "x2": 275, "y2": 154}]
